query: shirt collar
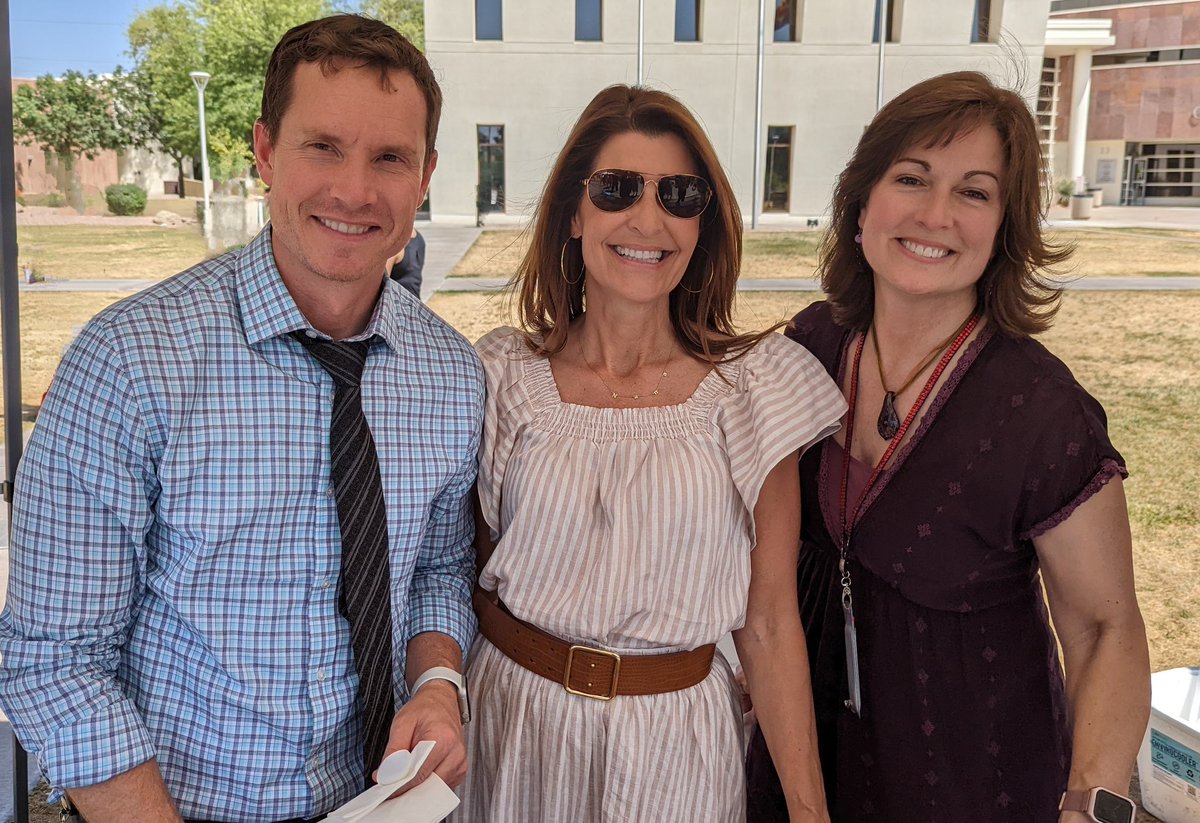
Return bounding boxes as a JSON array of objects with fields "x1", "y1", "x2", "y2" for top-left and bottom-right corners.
[{"x1": 236, "y1": 226, "x2": 409, "y2": 350}]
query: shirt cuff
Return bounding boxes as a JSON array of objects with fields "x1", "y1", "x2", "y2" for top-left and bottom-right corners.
[
  {"x1": 39, "y1": 695, "x2": 157, "y2": 790},
  {"x1": 404, "y1": 574, "x2": 478, "y2": 665}
]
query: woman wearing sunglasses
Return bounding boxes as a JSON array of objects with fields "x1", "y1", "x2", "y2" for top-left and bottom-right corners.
[{"x1": 456, "y1": 85, "x2": 844, "y2": 821}]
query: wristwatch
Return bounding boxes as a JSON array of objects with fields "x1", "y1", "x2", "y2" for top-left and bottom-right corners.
[
  {"x1": 1059, "y1": 787, "x2": 1136, "y2": 823},
  {"x1": 411, "y1": 666, "x2": 471, "y2": 725}
]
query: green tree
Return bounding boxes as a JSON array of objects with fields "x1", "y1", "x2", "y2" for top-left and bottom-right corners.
[
  {"x1": 200, "y1": 0, "x2": 333, "y2": 145},
  {"x1": 359, "y1": 0, "x2": 424, "y2": 51},
  {"x1": 208, "y1": 125, "x2": 255, "y2": 184},
  {"x1": 127, "y1": 0, "x2": 332, "y2": 194},
  {"x1": 127, "y1": 3, "x2": 205, "y2": 197},
  {"x1": 12, "y1": 71, "x2": 126, "y2": 211}
]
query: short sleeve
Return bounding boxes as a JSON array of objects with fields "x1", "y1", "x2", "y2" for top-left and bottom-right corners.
[
  {"x1": 714, "y1": 333, "x2": 846, "y2": 515},
  {"x1": 474, "y1": 327, "x2": 538, "y2": 540},
  {"x1": 1017, "y1": 382, "x2": 1127, "y2": 540}
]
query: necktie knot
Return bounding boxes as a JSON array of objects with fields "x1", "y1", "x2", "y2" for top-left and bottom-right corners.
[{"x1": 290, "y1": 331, "x2": 372, "y2": 388}]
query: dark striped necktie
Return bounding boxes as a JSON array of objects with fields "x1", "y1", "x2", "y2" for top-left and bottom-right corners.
[{"x1": 290, "y1": 331, "x2": 393, "y2": 782}]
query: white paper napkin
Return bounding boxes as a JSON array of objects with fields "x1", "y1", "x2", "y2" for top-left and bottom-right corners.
[{"x1": 323, "y1": 741, "x2": 461, "y2": 823}]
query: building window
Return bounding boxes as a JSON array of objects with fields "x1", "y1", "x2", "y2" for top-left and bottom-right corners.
[
  {"x1": 576, "y1": 0, "x2": 602, "y2": 41},
  {"x1": 477, "y1": 125, "x2": 506, "y2": 214},
  {"x1": 764, "y1": 126, "x2": 793, "y2": 213},
  {"x1": 1094, "y1": 48, "x2": 1200, "y2": 66},
  {"x1": 773, "y1": 0, "x2": 798, "y2": 42},
  {"x1": 476, "y1": 0, "x2": 502, "y2": 41},
  {"x1": 675, "y1": 0, "x2": 701, "y2": 42},
  {"x1": 1138, "y1": 143, "x2": 1200, "y2": 200},
  {"x1": 1050, "y1": 0, "x2": 1147, "y2": 10},
  {"x1": 971, "y1": 0, "x2": 994, "y2": 43},
  {"x1": 871, "y1": 0, "x2": 896, "y2": 43}
]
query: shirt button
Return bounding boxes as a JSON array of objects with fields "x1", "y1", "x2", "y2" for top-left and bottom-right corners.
[
  {"x1": 321, "y1": 578, "x2": 333, "y2": 590},
  {"x1": 316, "y1": 668, "x2": 327, "y2": 682}
]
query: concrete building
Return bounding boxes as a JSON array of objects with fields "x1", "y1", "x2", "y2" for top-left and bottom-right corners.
[
  {"x1": 425, "y1": 0, "x2": 1055, "y2": 225},
  {"x1": 1046, "y1": 0, "x2": 1200, "y2": 206}
]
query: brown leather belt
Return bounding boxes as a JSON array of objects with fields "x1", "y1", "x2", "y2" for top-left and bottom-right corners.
[{"x1": 474, "y1": 587, "x2": 715, "y2": 700}]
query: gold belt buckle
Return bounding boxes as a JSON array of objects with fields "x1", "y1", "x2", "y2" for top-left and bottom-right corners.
[{"x1": 563, "y1": 644, "x2": 621, "y2": 700}]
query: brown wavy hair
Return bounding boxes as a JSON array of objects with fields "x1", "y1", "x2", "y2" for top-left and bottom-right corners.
[
  {"x1": 516, "y1": 84, "x2": 771, "y2": 362},
  {"x1": 260, "y1": 14, "x2": 441, "y2": 165},
  {"x1": 820, "y1": 70, "x2": 1070, "y2": 336}
]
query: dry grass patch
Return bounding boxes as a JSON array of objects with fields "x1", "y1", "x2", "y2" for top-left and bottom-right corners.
[
  {"x1": 450, "y1": 230, "x2": 528, "y2": 278},
  {"x1": 450, "y1": 228, "x2": 1200, "y2": 282},
  {"x1": 449, "y1": 229, "x2": 823, "y2": 281},
  {"x1": 1049, "y1": 228, "x2": 1200, "y2": 279},
  {"x1": 16, "y1": 292, "x2": 130, "y2": 409},
  {"x1": 17, "y1": 225, "x2": 208, "y2": 281},
  {"x1": 1042, "y1": 291, "x2": 1200, "y2": 672}
]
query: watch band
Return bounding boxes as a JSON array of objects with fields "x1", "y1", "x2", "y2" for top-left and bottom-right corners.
[
  {"x1": 1060, "y1": 790, "x2": 1091, "y2": 813},
  {"x1": 411, "y1": 666, "x2": 470, "y2": 724},
  {"x1": 1059, "y1": 787, "x2": 1136, "y2": 823}
]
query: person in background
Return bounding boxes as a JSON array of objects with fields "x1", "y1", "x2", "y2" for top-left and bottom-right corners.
[
  {"x1": 0, "y1": 15, "x2": 481, "y2": 822},
  {"x1": 389, "y1": 226, "x2": 425, "y2": 298},
  {"x1": 746, "y1": 70, "x2": 1150, "y2": 823},
  {"x1": 458, "y1": 84, "x2": 845, "y2": 822}
]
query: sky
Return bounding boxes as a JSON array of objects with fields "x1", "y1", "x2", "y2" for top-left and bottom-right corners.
[{"x1": 8, "y1": 0, "x2": 150, "y2": 79}]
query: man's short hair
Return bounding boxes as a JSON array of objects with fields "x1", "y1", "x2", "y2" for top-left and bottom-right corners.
[{"x1": 260, "y1": 14, "x2": 442, "y2": 163}]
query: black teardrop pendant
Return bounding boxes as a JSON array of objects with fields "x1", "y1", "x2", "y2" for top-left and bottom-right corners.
[{"x1": 877, "y1": 391, "x2": 900, "y2": 440}]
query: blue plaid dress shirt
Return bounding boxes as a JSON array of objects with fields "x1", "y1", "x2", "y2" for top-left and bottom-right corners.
[{"x1": 0, "y1": 228, "x2": 484, "y2": 820}]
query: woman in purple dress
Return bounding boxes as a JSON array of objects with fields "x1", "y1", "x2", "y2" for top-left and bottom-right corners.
[{"x1": 746, "y1": 72, "x2": 1151, "y2": 823}]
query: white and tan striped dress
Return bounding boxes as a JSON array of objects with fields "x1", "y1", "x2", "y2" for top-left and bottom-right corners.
[{"x1": 457, "y1": 327, "x2": 844, "y2": 822}]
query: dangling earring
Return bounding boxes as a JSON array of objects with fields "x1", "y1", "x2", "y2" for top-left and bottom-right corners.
[
  {"x1": 679, "y1": 245, "x2": 713, "y2": 295},
  {"x1": 853, "y1": 231, "x2": 870, "y2": 275},
  {"x1": 561, "y1": 237, "x2": 582, "y2": 286}
]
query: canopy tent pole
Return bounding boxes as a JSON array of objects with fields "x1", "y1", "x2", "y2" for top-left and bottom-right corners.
[{"x1": 1, "y1": 0, "x2": 31, "y2": 820}]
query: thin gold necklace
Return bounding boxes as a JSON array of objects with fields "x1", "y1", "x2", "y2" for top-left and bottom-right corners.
[
  {"x1": 870, "y1": 310, "x2": 977, "y2": 439},
  {"x1": 580, "y1": 339, "x2": 672, "y2": 400}
]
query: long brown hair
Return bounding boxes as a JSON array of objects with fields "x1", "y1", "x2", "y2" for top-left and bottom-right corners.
[
  {"x1": 516, "y1": 84, "x2": 770, "y2": 362},
  {"x1": 261, "y1": 14, "x2": 441, "y2": 165},
  {"x1": 820, "y1": 70, "x2": 1070, "y2": 336}
]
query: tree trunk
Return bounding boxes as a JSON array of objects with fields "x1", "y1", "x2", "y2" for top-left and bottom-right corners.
[
  {"x1": 62, "y1": 152, "x2": 85, "y2": 214},
  {"x1": 175, "y1": 153, "x2": 186, "y2": 199}
]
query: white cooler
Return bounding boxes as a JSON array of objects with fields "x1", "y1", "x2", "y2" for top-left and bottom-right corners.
[{"x1": 1137, "y1": 667, "x2": 1200, "y2": 822}]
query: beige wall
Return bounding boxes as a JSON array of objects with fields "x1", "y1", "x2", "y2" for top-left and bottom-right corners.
[{"x1": 427, "y1": 0, "x2": 1052, "y2": 223}]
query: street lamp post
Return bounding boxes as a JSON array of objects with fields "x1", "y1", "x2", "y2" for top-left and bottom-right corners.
[{"x1": 190, "y1": 71, "x2": 213, "y2": 247}]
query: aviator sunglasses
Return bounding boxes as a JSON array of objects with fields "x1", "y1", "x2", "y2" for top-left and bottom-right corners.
[{"x1": 582, "y1": 169, "x2": 713, "y2": 219}]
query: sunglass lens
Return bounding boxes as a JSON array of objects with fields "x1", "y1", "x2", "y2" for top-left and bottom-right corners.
[
  {"x1": 658, "y1": 175, "x2": 711, "y2": 219},
  {"x1": 588, "y1": 171, "x2": 644, "y2": 212}
]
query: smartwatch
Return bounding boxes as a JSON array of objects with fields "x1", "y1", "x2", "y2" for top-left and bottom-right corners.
[
  {"x1": 411, "y1": 666, "x2": 471, "y2": 725},
  {"x1": 1059, "y1": 787, "x2": 1136, "y2": 823}
]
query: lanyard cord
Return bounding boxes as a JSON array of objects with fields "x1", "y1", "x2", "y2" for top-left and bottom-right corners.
[{"x1": 837, "y1": 311, "x2": 981, "y2": 598}]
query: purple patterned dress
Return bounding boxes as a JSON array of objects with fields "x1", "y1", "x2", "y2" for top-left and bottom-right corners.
[{"x1": 746, "y1": 302, "x2": 1126, "y2": 823}]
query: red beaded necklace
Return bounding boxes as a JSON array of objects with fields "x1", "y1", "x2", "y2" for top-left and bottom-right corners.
[{"x1": 834, "y1": 309, "x2": 980, "y2": 717}]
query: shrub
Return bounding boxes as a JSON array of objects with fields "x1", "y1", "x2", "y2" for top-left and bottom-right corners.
[
  {"x1": 1054, "y1": 178, "x2": 1074, "y2": 208},
  {"x1": 105, "y1": 183, "x2": 148, "y2": 216},
  {"x1": 45, "y1": 191, "x2": 66, "y2": 208}
]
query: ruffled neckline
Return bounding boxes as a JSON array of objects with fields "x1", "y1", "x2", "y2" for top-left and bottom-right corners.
[{"x1": 517, "y1": 337, "x2": 736, "y2": 442}]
